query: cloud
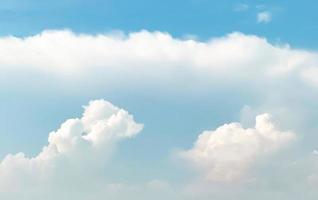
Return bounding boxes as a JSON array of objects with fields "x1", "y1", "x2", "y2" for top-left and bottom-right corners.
[
  {"x1": 0, "y1": 31, "x2": 313, "y2": 75},
  {"x1": 233, "y1": 3, "x2": 249, "y2": 12},
  {"x1": 180, "y1": 113, "x2": 296, "y2": 182},
  {"x1": 257, "y1": 11, "x2": 272, "y2": 23},
  {"x1": 1, "y1": 30, "x2": 318, "y2": 199},
  {"x1": 0, "y1": 99, "x2": 143, "y2": 198},
  {"x1": 301, "y1": 66, "x2": 318, "y2": 87},
  {"x1": 0, "y1": 30, "x2": 318, "y2": 90}
]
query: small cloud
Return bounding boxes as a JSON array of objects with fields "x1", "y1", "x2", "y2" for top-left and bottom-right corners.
[
  {"x1": 257, "y1": 11, "x2": 272, "y2": 24},
  {"x1": 234, "y1": 3, "x2": 249, "y2": 12},
  {"x1": 256, "y1": 4, "x2": 267, "y2": 10},
  {"x1": 182, "y1": 34, "x2": 199, "y2": 41},
  {"x1": 313, "y1": 150, "x2": 318, "y2": 156}
]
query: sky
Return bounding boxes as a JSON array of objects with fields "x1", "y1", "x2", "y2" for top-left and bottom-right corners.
[
  {"x1": 0, "y1": 1, "x2": 318, "y2": 200},
  {"x1": 0, "y1": 0, "x2": 317, "y2": 48}
]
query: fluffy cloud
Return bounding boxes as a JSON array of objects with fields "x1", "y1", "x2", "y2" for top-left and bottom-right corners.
[
  {"x1": 0, "y1": 99, "x2": 143, "y2": 196},
  {"x1": 180, "y1": 114, "x2": 296, "y2": 182},
  {"x1": 0, "y1": 30, "x2": 317, "y2": 88},
  {"x1": 257, "y1": 11, "x2": 272, "y2": 24},
  {"x1": 1, "y1": 30, "x2": 318, "y2": 199}
]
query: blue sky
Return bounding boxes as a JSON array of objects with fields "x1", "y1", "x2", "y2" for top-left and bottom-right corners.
[
  {"x1": 0, "y1": 1, "x2": 318, "y2": 200},
  {"x1": 0, "y1": 0, "x2": 317, "y2": 48}
]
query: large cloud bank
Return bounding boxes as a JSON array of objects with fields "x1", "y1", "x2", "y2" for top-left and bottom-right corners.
[
  {"x1": 1, "y1": 30, "x2": 318, "y2": 199},
  {"x1": 0, "y1": 30, "x2": 318, "y2": 88},
  {"x1": 0, "y1": 100, "x2": 143, "y2": 198},
  {"x1": 181, "y1": 114, "x2": 296, "y2": 182}
]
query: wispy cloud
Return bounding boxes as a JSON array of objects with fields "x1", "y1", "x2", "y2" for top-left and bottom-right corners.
[
  {"x1": 257, "y1": 11, "x2": 272, "y2": 24},
  {"x1": 233, "y1": 3, "x2": 249, "y2": 12}
]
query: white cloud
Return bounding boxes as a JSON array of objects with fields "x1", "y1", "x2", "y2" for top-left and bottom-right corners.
[
  {"x1": 257, "y1": 11, "x2": 272, "y2": 24},
  {"x1": 180, "y1": 113, "x2": 296, "y2": 182},
  {"x1": 301, "y1": 66, "x2": 318, "y2": 87},
  {"x1": 0, "y1": 30, "x2": 317, "y2": 110},
  {"x1": 0, "y1": 99, "x2": 143, "y2": 197},
  {"x1": 0, "y1": 30, "x2": 317, "y2": 86},
  {"x1": 1, "y1": 29, "x2": 318, "y2": 199}
]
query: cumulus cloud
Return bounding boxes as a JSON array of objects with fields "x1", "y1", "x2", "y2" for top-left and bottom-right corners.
[
  {"x1": 0, "y1": 30, "x2": 317, "y2": 88},
  {"x1": 180, "y1": 113, "x2": 296, "y2": 182},
  {"x1": 1, "y1": 29, "x2": 318, "y2": 199},
  {"x1": 0, "y1": 99, "x2": 143, "y2": 197},
  {"x1": 257, "y1": 11, "x2": 272, "y2": 23}
]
